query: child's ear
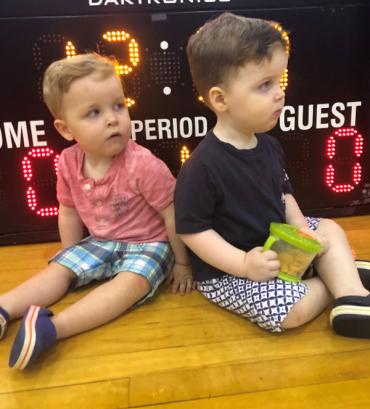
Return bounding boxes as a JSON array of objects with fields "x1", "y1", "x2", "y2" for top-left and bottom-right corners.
[
  {"x1": 54, "y1": 119, "x2": 74, "y2": 142},
  {"x1": 208, "y1": 86, "x2": 228, "y2": 113}
]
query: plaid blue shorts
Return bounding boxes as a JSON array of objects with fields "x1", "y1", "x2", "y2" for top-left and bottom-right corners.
[
  {"x1": 51, "y1": 237, "x2": 174, "y2": 304},
  {"x1": 197, "y1": 217, "x2": 320, "y2": 333}
]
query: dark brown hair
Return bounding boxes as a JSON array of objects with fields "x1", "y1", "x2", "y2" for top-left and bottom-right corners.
[{"x1": 187, "y1": 13, "x2": 289, "y2": 103}]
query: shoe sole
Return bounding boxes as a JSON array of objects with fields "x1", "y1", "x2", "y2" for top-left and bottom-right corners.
[
  {"x1": 355, "y1": 260, "x2": 370, "y2": 269},
  {"x1": 330, "y1": 305, "x2": 370, "y2": 339},
  {"x1": 12, "y1": 305, "x2": 40, "y2": 369}
]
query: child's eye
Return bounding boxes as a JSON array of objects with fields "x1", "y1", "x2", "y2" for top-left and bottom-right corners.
[
  {"x1": 86, "y1": 109, "x2": 100, "y2": 118},
  {"x1": 114, "y1": 102, "x2": 125, "y2": 110},
  {"x1": 259, "y1": 81, "x2": 272, "y2": 91}
]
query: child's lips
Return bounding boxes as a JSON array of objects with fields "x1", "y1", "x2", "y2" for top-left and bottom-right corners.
[
  {"x1": 273, "y1": 108, "x2": 283, "y2": 118},
  {"x1": 108, "y1": 132, "x2": 121, "y2": 139}
]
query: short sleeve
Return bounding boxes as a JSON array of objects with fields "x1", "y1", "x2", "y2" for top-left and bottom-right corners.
[
  {"x1": 270, "y1": 135, "x2": 293, "y2": 195},
  {"x1": 136, "y1": 153, "x2": 176, "y2": 212},
  {"x1": 283, "y1": 168, "x2": 293, "y2": 194},
  {"x1": 56, "y1": 151, "x2": 75, "y2": 207},
  {"x1": 174, "y1": 158, "x2": 217, "y2": 234}
]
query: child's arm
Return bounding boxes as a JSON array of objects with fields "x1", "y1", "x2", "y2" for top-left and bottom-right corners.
[
  {"x1": 180, "y1": 229, "x2": 280, "y2": 282},
  {"x1": 284, "y1": 193, "x2": 309, "y2": 229},
  {"x1": 161, "y1": 203, "x2": 193, "y2": 295},
  {"x1": 58, "y1": 204, "x2": 84, "y2": 248},
  {"x1": 285, "y1": 193, "x2": 328, "y2": 252}
]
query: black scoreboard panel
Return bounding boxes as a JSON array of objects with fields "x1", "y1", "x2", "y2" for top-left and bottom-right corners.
[{"x1": 0, "y1": 0, "x2": 369, "y2": 245}]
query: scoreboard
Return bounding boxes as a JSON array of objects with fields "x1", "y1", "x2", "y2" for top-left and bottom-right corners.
[{"x1": 0, "y1": 0, "x2": 369, "y2": 244}]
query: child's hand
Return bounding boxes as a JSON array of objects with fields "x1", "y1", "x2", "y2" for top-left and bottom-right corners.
[
  {"x1": 167, "y1": 263, "x2": 193, "y2": 295},
  {"x1": 299, "y1": 227, "x2": 329, "y2": 256},
  {"x1": 243, "y1": 247, "x2": 280, "y2": 281}
]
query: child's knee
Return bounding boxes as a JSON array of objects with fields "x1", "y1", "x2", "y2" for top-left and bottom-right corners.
[
  {"x1": 316, "y1": 218, "x2": 349, "y2": 248},
  {"x1": 126, "y1": 272, "x2": 151, "y2": 293},
  {"x1": 137, "y1": 274, "x2": 151, "y2": 291},
  {"x1": 281, "y1": 300, "x2": 309, "y2": 329},
  {"x1": 317, "y1": 217, "x2": 343, "y2": 236}
]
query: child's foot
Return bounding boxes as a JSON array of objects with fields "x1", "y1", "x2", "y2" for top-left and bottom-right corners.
[
  {"x1": 0, "y1": 306, "x2": 10, "y2": 340},
  {"x1": 356, "y1": 260, "x2": 370, "y2": 290},
  {"x1": 9, "y1": 306, "x2": 57, "y2": 369},
  {"x1": 330, "y1": 295, "x2": 370, "y2": 339}
]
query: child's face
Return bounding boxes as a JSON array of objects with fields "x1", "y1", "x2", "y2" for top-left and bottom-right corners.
[
  {"x1": 220, "y1": 47, "x2": 288, "y2": 135},
  {"x1": 55, "y1": 73, "x2": 131, "y2": 161}
]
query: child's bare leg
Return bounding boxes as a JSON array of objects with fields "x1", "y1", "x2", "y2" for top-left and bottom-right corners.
[
  {"x1": 0, "y1": 262, "x2": 75, "y2": 319},
  {"x1": 302, "y1": 218, "x2": 370, "y2": 338},
  {"x1": 8, "y1": 271, "x2": 150, "y2": 369},
  {"x1": 314, "y1": 218, "x2": 369, "y2": 297},
  {"x1": 282, "y1": 276, "x2": 331, "y2": 329},
  {"x1": 52, "y1": 271, "x2": 150, "y2": 339}
]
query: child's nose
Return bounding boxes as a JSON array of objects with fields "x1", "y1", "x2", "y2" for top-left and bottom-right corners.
[
  {"x1": 106, "y1": 111, "x2": 118, "y2": 126},
  {"x1": 276, "y1": 86, "x2": 285, "y2": 101}
]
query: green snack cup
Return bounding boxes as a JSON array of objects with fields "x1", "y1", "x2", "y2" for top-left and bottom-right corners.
[{"x1": 263, "y1": 222, "x2": 323, "y2": 282}]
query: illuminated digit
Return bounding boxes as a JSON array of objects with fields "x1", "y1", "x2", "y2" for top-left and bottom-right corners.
[
  {"x1": 280, "y1": 68, "x2": 288, "y2": 92},
  {"x1": 65, "y1": 31, "x2": 140, "y2": 107},
  {"x1": 324, "y1": 128, "x2": 363, "y2": 193},
  {"x1": 180, "y1": 146, "x2": 190, "y2": 165},
  {"x1": 102, "y1": 30, "x2": 140, "y2": 107},
  {"x1": 65, "y1": 41, "x2": 77, "y2": 59},
  {"x1": 22, "y1": 148, "x2": 59, "y2": 216},
  {"x1": 272, "y1": 23, "x2": 290, "y2": 91}
]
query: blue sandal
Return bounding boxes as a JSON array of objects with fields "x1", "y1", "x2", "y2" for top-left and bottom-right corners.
[{"x1": 9, "y1": 306, "x2": 57, "y2": 369}]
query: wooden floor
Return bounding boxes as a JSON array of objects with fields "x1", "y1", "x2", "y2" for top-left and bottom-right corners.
[{"x1": 0, "y1": 216, "x2": 370, "y2": 409}]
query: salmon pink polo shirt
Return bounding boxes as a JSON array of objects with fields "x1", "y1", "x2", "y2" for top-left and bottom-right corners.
[{"x1": 56, "y1": 139, "x2": 176, "y2": 243}]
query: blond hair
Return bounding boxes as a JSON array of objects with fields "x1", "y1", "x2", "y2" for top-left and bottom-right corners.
[
  {"x1": 43, "y1": 53, "x2": 119, "y2": 118},
  {"x1": 187, "y1": 13, "x2": 289, "y2": 104}
]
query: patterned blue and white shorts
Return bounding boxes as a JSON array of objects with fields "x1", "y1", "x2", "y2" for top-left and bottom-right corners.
[
  {"x1": 197, "y1": 217, "x2": 320, "y2": 333},
  {"x1": 51, "y1": 237, "x2": 174, "y2": 304}
]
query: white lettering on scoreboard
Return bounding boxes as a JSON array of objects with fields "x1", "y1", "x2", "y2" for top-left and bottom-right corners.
[
  {"x1": 0, "y1": 116, "x2": 208, "y2": 149},
  {"x1": 0, "y1": 120, "x2": 47, "y2": 149},
  {"x1": 0, "y1": 101, "x2": 363, "y2": 150},
  {"x1": 280, "y1": 101, "x2": 362, "y2": 132},
  {"x1": 131, "y1": 116, "x2": 207, "y2": 140}
]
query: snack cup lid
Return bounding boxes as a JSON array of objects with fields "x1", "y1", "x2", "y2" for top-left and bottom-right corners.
[{"x1": 269, "y1": 222, "x2": 323, "y2": 254}]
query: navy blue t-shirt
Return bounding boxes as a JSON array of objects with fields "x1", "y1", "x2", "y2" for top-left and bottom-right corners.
[{"x1": 174, "y1": 131, "x2": 293, "y2": 281}]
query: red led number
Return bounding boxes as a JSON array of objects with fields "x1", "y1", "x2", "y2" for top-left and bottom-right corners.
[
  {"x1": 325, "y1": 128, "x2": 363, "y2": 193},
  {"x1": 22, "y1": 148, "x2": 59, "y2": 216}
]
